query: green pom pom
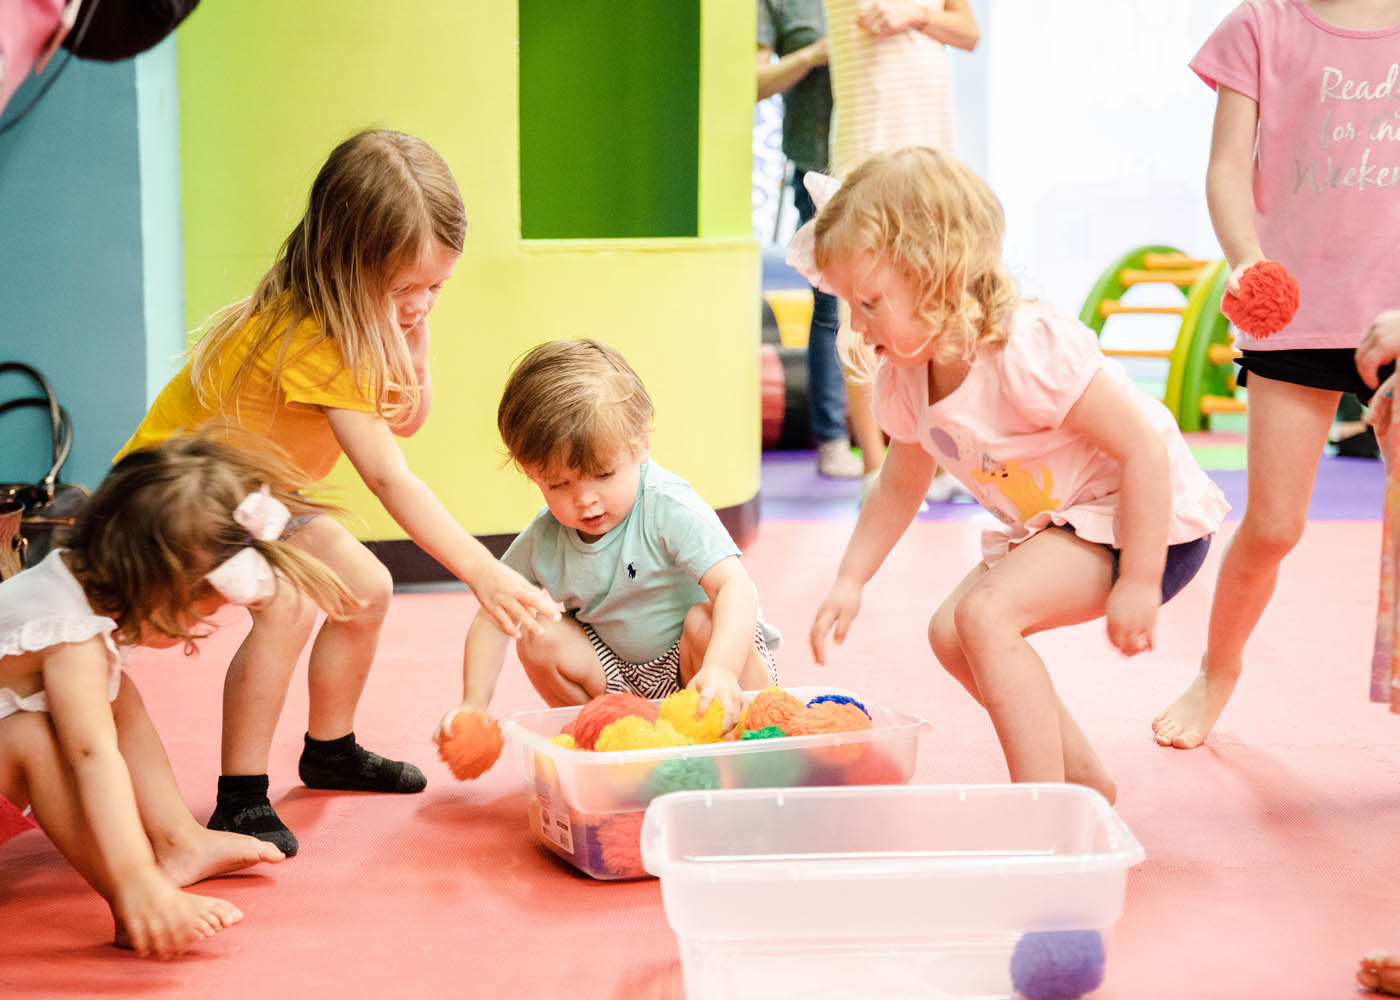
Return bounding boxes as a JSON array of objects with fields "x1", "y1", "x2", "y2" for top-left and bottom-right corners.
[
  {"x1": 642, "y1": 757, "x2": 720, "y2": 801},
  {"x1": 730, "y1": 743, "x2": 809, "y2": 788},
  {"x1": 740, "y1": 725, "x2": 787, "y2": 740}
]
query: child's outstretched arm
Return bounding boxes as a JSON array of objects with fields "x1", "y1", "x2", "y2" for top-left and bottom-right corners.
[
  {"x1": 1063, "y1": 371, "x2": 1170, "y2": 656},
  {"x1": 43, "y1": 640, "x2": 232, "y2": 957},
  {"x1": 1205, "y1": 85, "x2": 1265, "y2": 292},
  {"x1": 434, "y1": 610, "x2": 513, "y2": 740},
  {"x1": 810, "y1": 440, "x2": 934, "y2": 663},
  {"x1": 689, "y1": 556, "x2": 762, "y2": 729},
  {"x1": 328, "y1": 408, "x2": 563, "y2": 636}
]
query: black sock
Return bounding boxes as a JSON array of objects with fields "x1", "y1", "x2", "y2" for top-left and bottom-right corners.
[
  {"x1": 297, "y1": 732, "x2": 427, "y2": 793},
  {"x1": 207, "y1": 774, "x2": 299, "y2": 857}
]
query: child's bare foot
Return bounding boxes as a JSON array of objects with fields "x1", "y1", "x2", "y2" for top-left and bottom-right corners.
[
  {"x1": 155, "y1": 825, "x2": 284, "y2": 887},
  {"x1": 112, "y1": 887, "x2": 242, "y2": 958},
  {"x1": 1359, "y1": 951, "x2": 1400, "y2": 995},
  {"x1": 1152, "y1": 663, "x2": 1238, "y2": 749}
]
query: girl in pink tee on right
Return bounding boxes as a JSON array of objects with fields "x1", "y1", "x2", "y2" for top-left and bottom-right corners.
[{"x1": 1153, "y1": 0, "x2": 1400, "y2": 752}]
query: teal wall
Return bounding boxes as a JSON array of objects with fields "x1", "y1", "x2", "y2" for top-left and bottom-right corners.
[
  {"x1": 0, "y1": 43, "x2": 185, "y2": 492},
  {"x1": 519, "y1": 0, "x2": 700, "y2": 239}
]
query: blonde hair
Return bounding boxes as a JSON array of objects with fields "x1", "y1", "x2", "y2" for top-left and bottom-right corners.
[
  {"x1": 814, "y1": 146, "x2": 1017, "y2": 378},
  {"x1": 63, "y1": 431, "x2": 358, "y2": 649},
  {"x1": 497, "y1": 339, "x2": 653, "y2": 476},
  {"x1": 190, "y1": 129, "x2": 466, "y2": 427}
]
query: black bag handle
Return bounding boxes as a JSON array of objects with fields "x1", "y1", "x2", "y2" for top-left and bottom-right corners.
[{"x1": 0, "y1": 364, "x2": 70, "y2": 502}]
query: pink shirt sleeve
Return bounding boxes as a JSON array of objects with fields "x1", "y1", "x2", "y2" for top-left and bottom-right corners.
[
  {"x1": 997, "y1": 311, "x2": 1103, "y2": 429},
  {"x1": 1190, "y1": 2, "x2": 1261, "y2": 99},
  {"x1": 873, "y1": 361, "x2": 921, "y2": 443}
]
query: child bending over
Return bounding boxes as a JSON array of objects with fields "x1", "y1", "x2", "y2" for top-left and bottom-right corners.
[
  {"x1": 0, "y1": 435, "x2": 355, "y2": 957},
  {"x1": 436, "y1": 339, "x2": 778, "y2": 739},
  {"x1": 801, "y1": 147, "x2": 1229, "y2": 803},
  {"x1": 115, "y1": 129, "x2": 561, "y2": 855}
]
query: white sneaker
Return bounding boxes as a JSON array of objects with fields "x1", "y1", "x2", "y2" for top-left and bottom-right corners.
[
  {"x1": 817, "y1": 439, "x2": 865, "y2": 479},
  {"x1": 924, "y1": 470, "x2": 967, "y2": 504}
]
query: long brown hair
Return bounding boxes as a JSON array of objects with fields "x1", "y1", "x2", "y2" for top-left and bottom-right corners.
[
  {"x1": 815, "y1": 146, "x2": 1017, "y2": 379},
  {"x1": 190, "y1": 129, "x2": 466, "y2": 426},
  {"x1": 63, "y1": 431, "x2": 358, "y2": 649}
]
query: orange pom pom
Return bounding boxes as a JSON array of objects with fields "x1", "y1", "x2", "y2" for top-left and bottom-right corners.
[
  {"x1": 740, "y1": 687, "x2": 805, "y2": 734},
  {"x1": 1220, "y1": 260, "x2": 1299, "y2": 338},
  {"x1": 595, "y1": 811, "x2": 647, "y2": 878},
  {"x1": 570, "y1": 692, "x2": 660, "y2": 750},
  {"x1": 786, "y1": 701, "x2": 875, "y2": 737},
  {"x1": 437, "y1": 711, "x2": 504, "y2": 780}
]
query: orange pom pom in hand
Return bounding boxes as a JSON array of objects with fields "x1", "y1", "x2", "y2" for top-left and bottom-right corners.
[
  {"x1": 1220, "y1": 260, "x2": 1299, "y2": 338},
  {"x1": 437, "y1": 710, "x2": 505, "y2": 780}
]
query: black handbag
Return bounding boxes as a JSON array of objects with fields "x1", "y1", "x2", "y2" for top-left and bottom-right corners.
[{"x1": 0, "y1": 362, "x2": 90, "y2": 577}]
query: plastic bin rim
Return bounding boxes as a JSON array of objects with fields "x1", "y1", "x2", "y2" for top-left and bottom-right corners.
[{"x1": 639, "y1": 783, "x2": 1147, "y2": 880}]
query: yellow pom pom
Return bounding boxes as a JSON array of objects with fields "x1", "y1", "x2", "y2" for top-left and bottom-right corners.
[
  {"x1": 594, "y1": 715, "x2": 692, "y2": 752},
  {"x1": 549, "y1": 733, "x2": 578, "y2": 750},
  {"x1": 659, "y1": 689, "x2": 726, "y2": 743}
]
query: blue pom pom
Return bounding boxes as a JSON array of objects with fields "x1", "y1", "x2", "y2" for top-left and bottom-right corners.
[
  {"x1": 1009, "y1": 930, "x2": 1105, "y2": 1000},
  {"x1": 805, "y1": 694, "x2": 871, "y2": 718}
]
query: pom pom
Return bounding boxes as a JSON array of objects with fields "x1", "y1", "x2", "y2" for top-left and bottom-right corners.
[
  {"x1": 739, "y1": 687, "x2": 806, "y2": 734},
  {"x1": 806, "y1": 693, "x2": 871, "y2": 718},
  {"x1": 642, "y1": 756, "x2": 720, "y2": 800},
  {"x1": 1220, "y1": 260, "x2": 1299, "y2": 338},
  {"x1": 570, "y1": 692, "x2": 659, "y2": 750},
  {"x1": 594, "y1": 811, "x2": 647, "y2": 878},
  {"x1": 437, "y1": 711, "x2": 504, "y2": 780},
  {"x1": 1009, "y1": 930, "x2": 1105, "y2": 1000},
  {"x1": 739, "y1": 725, "x2": 786, "y2": 740},
  {"x1": 549, "y1": 733, "x2": 577, "y2": 750},
  {"x1": 594, "y1": 717, "x2": 691, "y2": 752},
  {"x1": 659, "y1": 689, "x2": 726, "y2": 743},
  {"x1": 787, "y1": 701, "x2": 875, "y2": 737},
  {"x1": 729, "y1": 744, "x2": 809, "y2": 788},
  {"x1": 840, "y1": 748, "x2": 906, "y2": 785}
]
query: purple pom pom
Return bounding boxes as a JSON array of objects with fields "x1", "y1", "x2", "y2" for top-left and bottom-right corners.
[
  {"x1": 805, "y1": 693, "x2": 871, "y2": 718},
  {"x1": 1009, "y1": 930, "x2": 1105, "y2": 1000}
]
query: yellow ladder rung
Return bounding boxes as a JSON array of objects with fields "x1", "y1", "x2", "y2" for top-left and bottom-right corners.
[
  {"x1": 1102, "y1": 348, "x2": 1173, "y2": 359},
  {"x1": 1142, "y1": 252, "x2": 1211, "y2": 270},
  {"x1": 1200, "y1": 394, "x2": 1247, "y2": 415},
  {"x1": 1207, "y1": 344, "x2": 1241, "y2": 365},
  {"x1": 1120, "y1": 268, "x2": 1204, "y2": 287},
  {"x1": 1098, "y1": 301, "x2": 1187, "y2": 318}
]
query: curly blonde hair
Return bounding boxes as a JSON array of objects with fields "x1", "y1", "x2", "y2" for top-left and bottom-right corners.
[
  {"x1": 190, "y1": 129, "x2": 465, "y2": 428},
  {"x1": 497, "y1": 339, "x2": 653, "y2": 476},
  {"x1": 63, "y1": 431, "x2": 358, "y2": 649},
  {"x1": 814, "y1": 146, "x2": 1017, "y2": 379}
]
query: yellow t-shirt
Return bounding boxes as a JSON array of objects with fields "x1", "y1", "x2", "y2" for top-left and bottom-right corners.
[{"x1": 116, "y1": 316, "x2": 378, "y2": 482}]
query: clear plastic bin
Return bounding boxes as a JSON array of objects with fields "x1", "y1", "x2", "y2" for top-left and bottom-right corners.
[
  {"x1": 499, "y1": 687, "x2": 929, "y2": 880},
  {"x1": 640, "y1": 783, "x2": 1145, "y2": 1000}
]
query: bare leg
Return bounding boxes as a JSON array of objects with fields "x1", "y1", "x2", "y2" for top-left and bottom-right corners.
[
  {"x1": 109, "y1": 675, "x2": 283, "y2": 883},
  {"x1": 675, "y1": 602, "x2": 774, "y2": 691},
  {"x1": 517, "y1": 615, "x2": 609, "y2": 706},
  {"x1": 0, "y1": 711, "x2": 242, "y2": 956},
  {"x1": 930, "y1": 531, "x2": 1119, "y2": 802},
  {"x1": 1152, "y1": 379, "x2": 1337, "y2": 749},
  {"x1": 1359, "y1": 953, "x2": 1400, "y2": 995}
]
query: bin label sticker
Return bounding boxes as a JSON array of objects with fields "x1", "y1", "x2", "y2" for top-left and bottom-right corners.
[{"x1": 538, "y1": 789, "x2": 573, "y2": 854}]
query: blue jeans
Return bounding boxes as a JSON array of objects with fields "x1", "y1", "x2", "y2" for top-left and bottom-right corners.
[{"x1": 792, "y1": 168, "x2": 847, "y2": 445}]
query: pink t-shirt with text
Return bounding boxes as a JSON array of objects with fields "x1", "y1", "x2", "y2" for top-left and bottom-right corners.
[
  {"x1": 874, "y1": 304, "x2": 1230, "y2": 566},
  {"x1": 1192, "y1": 0, "x2": 1400, "y2": 349}
]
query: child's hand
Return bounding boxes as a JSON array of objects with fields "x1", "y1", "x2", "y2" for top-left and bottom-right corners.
[
  {"x1": 1225, "y1": 256, "x2": 1266, "y2": 297},
  {"x1": 1105, "y1": 577, "x2": 1159, "y2": 657},
  {"x1": 474, "y1": 561, "x2": 563, "y2": 638},
  {"x1": 858, "y1": 0, "x2": 926, "y2": 38},
  {"x1": 688, "y1": 666, "x2": 744, "y2": 733},
  {"x1": 1357, "y1": 310, "x2": 1400, "y2": 390},
  {"x1": 1368, "y1": 373, "x2": 1397, "y2": 446},
  {"x1": 432, "y1": 701, "x2": 481, "y2": 744},
  {"x1": 809, "y1": 577, "x2": 863, "y2": 665},
  {"x1": 113, "y1": 870, "x2": 242, "y2": 958}
]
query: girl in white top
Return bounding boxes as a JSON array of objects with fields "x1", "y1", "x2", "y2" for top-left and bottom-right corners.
[
  {"x1": 0, "y1": 434, "x2": 354, "y2": 957},
  {"x1": 801, "y1": 147, "x2": 1228, "y2": 803}
]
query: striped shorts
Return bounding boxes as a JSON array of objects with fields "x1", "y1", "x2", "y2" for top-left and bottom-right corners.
[{"x1": 583, "y1": 622, "x2": 779, "y2": 700}]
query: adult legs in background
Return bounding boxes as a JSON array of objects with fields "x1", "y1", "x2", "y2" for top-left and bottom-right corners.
[{"x1": 1152, "y1": 376, "x2": 1339, "y2": 748}]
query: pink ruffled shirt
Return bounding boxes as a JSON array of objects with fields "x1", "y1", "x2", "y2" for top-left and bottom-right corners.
[
  {"x1": 1192, "y1": 0, "x2": 1400, "y2": 349},
  {"x1": 875, "y1": 303, "x2": 1230, "y2": 565}
]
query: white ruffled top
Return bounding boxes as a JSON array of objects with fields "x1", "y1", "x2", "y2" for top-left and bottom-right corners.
[{"x1": 0, "y1": 550, "x2": 123, "y2": 718}]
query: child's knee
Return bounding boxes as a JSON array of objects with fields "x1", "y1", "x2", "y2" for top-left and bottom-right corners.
[
  {"x1": 1238, "y1": 512, "x2": 1306, "y2": 559},
  {"x1": 927, "y1": 609, "x2": 960, "y2": 662},
  {"x1": 951, "y1": 587, "x2": 1000, "y2": 643},
  {"x1": 349, "y1": 560, "x2": 394, "y2": 622},
  {"x1": 0, "y1": 711, "x2": 57, "y2": 802}
]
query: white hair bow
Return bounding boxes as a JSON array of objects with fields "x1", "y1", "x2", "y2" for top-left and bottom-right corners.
[
  {"x1": 785, "y1": 172, "x2": 842, "y2": 291},
  {"x1": 205, "y1": 486, "x2": 291, "y2": 606}
]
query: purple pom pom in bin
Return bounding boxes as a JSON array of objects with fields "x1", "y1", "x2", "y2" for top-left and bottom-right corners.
[{"x1": 1010, "y1": 930, "x2": 1105, "y2": 1000}]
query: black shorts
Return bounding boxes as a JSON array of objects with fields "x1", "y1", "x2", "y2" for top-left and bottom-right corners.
[
  {"x1": 1237, "y1": 347, "x2": 1393, "y2": 398},
  {"x1": 1108, "y1": 534, "x2": 1212, "y2": 604}
]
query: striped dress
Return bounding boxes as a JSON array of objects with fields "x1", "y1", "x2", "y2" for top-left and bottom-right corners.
[{"x1": 826, "y1": 0, "x2": 957, "y2": 177}]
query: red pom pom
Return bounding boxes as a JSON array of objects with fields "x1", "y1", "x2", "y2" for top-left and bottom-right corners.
[
  {"x1": 569, "y1": 692, "x2": 659, "y2": 750},
  {"x1": 437, "y1": 711, "x2": 504, "y2": 780},
  {"x1": 1220, "y1": 260, "x2": 1299, "y2": 338},
  {"x1": 595, "y1": 811, "x2": 646, "y2": 878}
]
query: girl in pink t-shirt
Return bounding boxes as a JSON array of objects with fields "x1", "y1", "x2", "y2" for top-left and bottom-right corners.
[
  {"x1": 1153, "y1": 0, "x2": 1400, "y2": 753},
  {"x1": 799, "y1": 147, "x2": 1228, "y2": 804}
]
